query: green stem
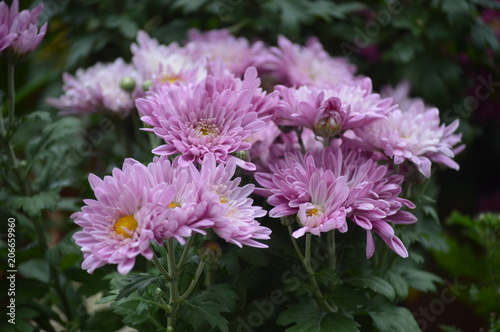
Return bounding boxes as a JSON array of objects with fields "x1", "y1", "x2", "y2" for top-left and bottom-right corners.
[
  {"x1": 295, "y1": 127, "x2": 306, "y2": 154},
  {"x1": 178, "y1": 261, "x2": 206, "y2": 302},
  {"x1": 34, "y1": 214, "x2": 46, "y2": 250},
  {"x1": 303, "y1": 234, "x2": 335, "y2": 313},
  {"x1": 287, "y1": 224, "x2": 305, "y2": 261},
  {"x1": 152, "y1": 253, "x2": 171, "y2": 282},
  {"x1": 0, "y1": 92, "x2": 6, "y2": 137},
  {"x1": 148, "y1": 314, "x2": 163, "y2": 329},
  {"x1": 7, "y1": 62, "x2": 15, "y2": 127},
  {"x1": 327, "y1": 230, "x2": 336, "y2": 271},
  {"x1": 176, "y1": 235, "x2": 195, "y2": 270},
  {"x1": 166, "y1": 239, "x2": 179, "y2": 329}
]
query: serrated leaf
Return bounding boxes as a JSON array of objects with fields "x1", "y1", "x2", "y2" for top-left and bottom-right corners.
[
  {"x1": 315, "y1": 269, "x2": 342, "y2": 287},
  {"x1": 9, "y1": 191, "x2": 60, "y2": 216},
  {"x1": 178, "y1": 290, "x2": 231, "y2": 332},
  {"x1": 347, "y1": 275, "x2": 396, "y2": 301},
  {"x1": 277, "y1": 304, "x2": 360, "y2": 332},
  {"x1": 24, "y1": 111, "x2": 52, "y2": 123},
  {"x1": 95, "y1": 293, "x2": 117, "y2": 305},
  {"x1": 368, "y1": 306, "x2": 420, "y2": 332},
  {"x1": 116, "y1": 273, "x2": 163, "y2": 301}
]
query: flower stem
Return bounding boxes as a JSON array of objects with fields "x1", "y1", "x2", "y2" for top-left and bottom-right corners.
[
  {"x1": 166, "y1": 239, "x2": 179, "y2": 329},
  {"x1": 327, "y1": 230, "x2": 336, "y2": 271},
  {"x1": 303, "y1": 234, "x2": 335, "y2": 313},
  {"x1": 176, "y1": 235, "x2": 195, "y2": 270},
  {"x1": 178, "y1": 261, "x2": 206, "y2": 302},
  {"x1": 7, "y1": 62, "x2": 15, "y2": 127},
  {"x1": 295, "y1": 127, "x2": 306, "y2": 154},
  {"x1": 288, "y1": 224, "x2": 305, "y2": 261},
  {"x1": 152, "y1": 253, "x2": 171, "y2": 282}
]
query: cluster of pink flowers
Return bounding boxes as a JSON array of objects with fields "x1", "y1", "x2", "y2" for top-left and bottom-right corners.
[
  {"x1": 72, "y1": 154, "x2": 270, "y2": 274},
  {"x1": 62, "y1": 29, "x2": 463, "y2": 273},
  {"x1": 0, "y1": 0, "x2": 47, "y2": 57}
]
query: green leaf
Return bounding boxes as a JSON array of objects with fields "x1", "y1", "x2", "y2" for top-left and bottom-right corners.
[
  {"x1": 264, "y1": 0, "x2": 311, "y2": 30},
  {"x1": 402, "y1": 268, "x2": 443, "y2": 292},
  {"x1": 18, "y1": 258, "x2": 50, "y2": 283},
  {"x1": 116, "y1": 273, "x2": 164, "y2": 301},
  {"x1": 368, "y1": 305, "x2": 420, "y2": 332},
  {"x1": 346, "y1": 275, "x2": 396, "y2": 301},
  {"x1": 9, "y1": 191, "x2": 60, "y2": 216},
  {"x1": 379, "y1": 270, "x2": 409, "y2": 300},
  {"x1": 438, "y1": 0, "x2": 474, "y2": 26},
  {"x1": 315, "y1": 269, "x2": 342, "y2": 288},
  {"x1": 277, "y1": 304, "x2": 360, "y2": 332},
  {"x1": 24, "y1": 111, "x2": 52, "y2": 123},
  {"x1": 173, "y1": 0, "x2": 210, "y2": 12},
  {"x1": 439, "y1": 324, "x2": 462, "y2": 332},
  {"x1": 178, "y1": 290, "x2": 231, "y2": 332},
  {"x1": 307, "y1": 2, "x2": 366, "y2": 21}
]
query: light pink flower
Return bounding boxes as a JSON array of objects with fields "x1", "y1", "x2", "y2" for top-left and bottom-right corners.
[
  {"x1": 47, "y1": 58, "x2": 141, "y2": 116},
  {"x1": 255, "y1": 146, "x2": 416, "y2": 257},
  {"x1": 185, "y1": 28, "x2": 269, "y2": 77},
  {"x1": 0, "y1": 0, "x2": 47, "y2": 56},
  {"x1": 345, "y1": 101, "x2": 463, "y2": 178},
  {"x1": 194, "y1": 154, "x2": 271, "y2": 248},
  {"x1": 273, "y1": 77, "x2": 393, "y2": 137},
  {"x1": 269, "y1": 35, "x2": 358, "y2": 88},
  {"x1": 293, "y1": 171, "x2": 349, "y2": 238},
  {"x1": 72, "y1": 160, "x2": 176, "y2": 275},
  {"x1": 136, "y1": 66, "x2": 277, "y2": 170},
  {"x1": 131, "y1": 30, "x2": 207, "y2": 85}
]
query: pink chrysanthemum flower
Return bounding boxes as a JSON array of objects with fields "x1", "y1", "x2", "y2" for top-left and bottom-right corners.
[
  {"x1": 140, "y1": 156, "x2": 219, "y2": 244},
  {"x1": 255, "y1": 146, "x2": 416, "y2": 258},
  {"x1": 185, "y1": 28, "x2": 269, "y2": 77},
  {"x1": 72, "y1": 160, "x2": 177, "y2": 275},
  {"x1": 293, "y1": 172, "x2": 349, "y2": 238},
  {"x1": 131, "y1": 30, "x2": 207, "y2": 85},
  {"x1": 273, "y1": 77, "x2": 393, "y2": 137},
  {"x1": 0, "y1": 0, "x2": 47, "y2": 56},
  {"x1": 269, "y1": 35, "x2": 358, "y2": 88},
  {"x1": 136, "y1": 66, "x2": 277, "y2": 170},
  {"x1": 344, "y1": 101, "x2": 463, "y2": 178},
  {"x1": 194, "y1": 154, "x2": 271, "y2": 248},
  {"x1": 47, "y1": 58, "x2": 141, "y2": 116}
]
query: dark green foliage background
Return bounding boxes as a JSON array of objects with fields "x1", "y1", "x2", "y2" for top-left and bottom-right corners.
[{"x1": 1, "y1": 0, "x2": 499, "y2": 331}]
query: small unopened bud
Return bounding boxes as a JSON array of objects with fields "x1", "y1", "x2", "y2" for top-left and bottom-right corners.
[
  {"x1": 197, "y1": 239, "x2": 222, "y2": 264},
  {"x1": 142, "y1": 79, "x2": 153, "y2": 91},
  {"x1": 232, "y1": 150, "x2": 248, "y2": 161},
  {"x1": 280, "y1": 216, "x2": 295, "y2": 226},
  {"x1": 120, "y1": 77, "x2": 136, "y2": 92}
]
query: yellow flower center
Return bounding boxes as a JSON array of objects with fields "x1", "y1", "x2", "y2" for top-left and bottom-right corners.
[
  {"x1": 219, "y1": 196, "x2": 229, "y2": 204},
  {"x1": 168, "y1": 201, "x2": 181, "y2": 209},
  {"x1": 114, "y1": 215, "x2": 138, "y2": 238},
  {"x1": 159, "y1": 75, "x2": 179, "y2": 84},
  {"x1": 306, "y1": 208, "x2": 320, "y2": 217},
  {"x1": 195, "y1": 120, "x2": 219, "y2": 137}
]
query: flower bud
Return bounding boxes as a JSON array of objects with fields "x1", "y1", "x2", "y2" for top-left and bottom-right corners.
[
  {"x1": 197, "y1": 239, "x2": 222, "y2": 264},
  {"x1": 142, "y1": 79, "x2": 153, "y2": 91},
  {"x1": 119, "y1": 77, "x2": 136, "y2": 92},
  {"x1": 280, "y1": 216, "x2": 295, "y2": 226}
]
